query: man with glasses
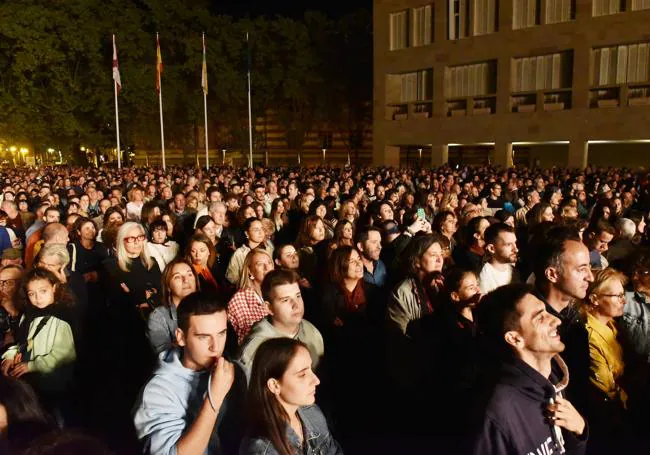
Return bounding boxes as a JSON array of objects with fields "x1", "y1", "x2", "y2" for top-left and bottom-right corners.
[
  {"x1": 0, "y1": 265, "x2": 22, "y2": 350},
  {"x1": 487, "y1": 182, "x2": 505, "y2": 209}
]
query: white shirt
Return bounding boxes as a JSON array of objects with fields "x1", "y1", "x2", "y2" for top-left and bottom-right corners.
[{"x1": 479, "y1": 261, "x2": 516, "y2": 294}]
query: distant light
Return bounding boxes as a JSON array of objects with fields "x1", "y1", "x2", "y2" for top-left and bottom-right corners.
[
  {"x1": 19, "y1": 148, "x2": 28, "y2": 154},
  {"x1": 47, "y1": 148, "x2": 55, "y2": 153},
  {"x1": 587, "y1": 139, "x2": 650, "y2": 144},
  {"x1": 9, "y1": 146, "x2": 16, "y2": 152},
  {"x1": 447, "y1": 142, "x2": 496, "y2": 147},
  {"x1": 80, "y1": 146, "x2": 86, "y2": 151},
  {"x1": 512, "y1": 141, "x2": 569, "y2": 145}
]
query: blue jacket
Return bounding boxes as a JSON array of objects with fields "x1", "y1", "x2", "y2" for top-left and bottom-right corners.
[
  {"x1": 240, "y1": 405, "x2": 343, "y2": 455},
  {"x1": 133, "y1": 348, "x2": 245, "y2": 455},
  {"x1": 620, "y1": 290, "x2": 650, "y2": 363}
]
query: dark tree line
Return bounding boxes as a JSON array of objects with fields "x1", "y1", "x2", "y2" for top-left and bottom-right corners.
[{"x1": 0, "y1": 0, "x2": 371, "y2": 164}]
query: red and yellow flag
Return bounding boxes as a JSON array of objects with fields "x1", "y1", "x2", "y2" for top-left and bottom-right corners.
[{"x1": 156, "y1": 33, "x2": 163, "y2": 93}]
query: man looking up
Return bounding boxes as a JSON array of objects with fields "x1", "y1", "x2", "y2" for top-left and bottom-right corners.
[{"x1": 469, "y1": 284, "x2": 588, "y2": 454}]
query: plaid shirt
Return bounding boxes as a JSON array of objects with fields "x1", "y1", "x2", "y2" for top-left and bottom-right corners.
[{"x1": 227, "y1": 288, "x2": 269, "y2": 345}]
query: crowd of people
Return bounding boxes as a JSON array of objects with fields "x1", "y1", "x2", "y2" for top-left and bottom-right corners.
[{"x1": 0, "y1": 163, "x2": 648, "y2": 454}]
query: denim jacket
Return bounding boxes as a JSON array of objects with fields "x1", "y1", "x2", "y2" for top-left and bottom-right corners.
[
  {"x1": 619, "y1": 291, "x2": 650, "y2": 364},
  {"x1": 240, "y1": 405, "x2": 343, "y2": 455}
]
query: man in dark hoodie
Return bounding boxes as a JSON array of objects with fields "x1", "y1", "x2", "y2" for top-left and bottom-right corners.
[{"x1": 469, "y1": 283, "x2": 588, "y2": 455}]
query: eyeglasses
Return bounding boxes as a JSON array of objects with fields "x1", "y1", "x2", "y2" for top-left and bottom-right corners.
[
  {"x1": 600, "y1": 293, "x2": 625, "y2": 300},
  {"x1": 0, "y1": 279, "x2": 18, "y2": 287},
  {"x1": 124, "y1": 235, "x2": 146, "y2": 244}
]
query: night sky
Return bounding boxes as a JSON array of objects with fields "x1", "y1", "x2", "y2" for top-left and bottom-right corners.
[{"x1": 211, "y1": 0, "x2": 372, "y2": 17}]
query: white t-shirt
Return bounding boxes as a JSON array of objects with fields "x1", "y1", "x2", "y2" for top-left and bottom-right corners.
[{"x1": 479, "y1": 261, "x2": 517, "y2": 294}]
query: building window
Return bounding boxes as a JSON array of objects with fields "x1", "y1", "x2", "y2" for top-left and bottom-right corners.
[
  {"x1": 592, "y1": 43, "x2": 650, "y2": 86},
  {"x1": 448, "y1": 0, "x2": 469, "y2": 39},
  {"x1": 445, "y1": 62, "x2": 496, "y2": 98},
  {"x1": 513, "y1": 0, "x2": 540, "y2": 29},
  {"x1": 400, "y1": 70, "x2": 434, "y2": 102},
  {"x1": 512, "y1": 52, "x2": 573, "y2": 92},
  {"x1": 389, "y1": 11, "x2": 408, "y2": 50},
  {"x1": 630, "y1": 0, "x2": 650, "y2": 10},
  {"x1": 411, "y1": 5, "x2": 433, "y2": 47},
  {"x1": 544, "y1": 0, "x2": 573, "y2": 24},
  {"x1": 592, "y1": 0, "x2": 623, "y2": 16},
  {"x1": 448, "y1": 0, "x2": 496, "y2": 39},
  {"x1": 473, "y1": 0, "x2": 498, "y2": 36},
  {"x1": 386, "y1": 70, "x2": 433, "y2": 120}
]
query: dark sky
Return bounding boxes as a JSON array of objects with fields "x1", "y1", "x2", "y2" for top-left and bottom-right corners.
[{"x1": 211, "y1": 0, "x2": 372, "y2": 17}]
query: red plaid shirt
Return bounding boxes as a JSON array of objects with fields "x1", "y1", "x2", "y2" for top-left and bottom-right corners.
[{"x1": 227, "y1": 288, "x2": 269, "y2": 344}]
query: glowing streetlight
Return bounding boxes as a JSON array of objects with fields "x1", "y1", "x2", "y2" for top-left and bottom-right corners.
[
  {"x1": 80, "y1": 146, "x2": 86, "y2": 152},
  {"x1": 9, "y1": 146, "x2": 16, "y2": 152},
  {"x1": 19, "y1": 148, "x2": 28, "y2": 154}
]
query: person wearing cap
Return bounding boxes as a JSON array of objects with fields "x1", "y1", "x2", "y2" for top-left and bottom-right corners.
[{"x1": 468, "y1": 284, "x2": 588, "y2": 455}]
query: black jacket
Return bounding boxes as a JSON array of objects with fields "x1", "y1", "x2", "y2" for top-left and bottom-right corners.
[{"x1": 468, "y1": 356, "x2": 588, "y2": 455}]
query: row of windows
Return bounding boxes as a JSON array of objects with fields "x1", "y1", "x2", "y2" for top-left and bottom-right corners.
[
  {"x1": 389, "y1": 0, "x2": 650, "y2": 50},
  {"x1": 388, "y1": 42, "x2": 650, "y2": 104}
]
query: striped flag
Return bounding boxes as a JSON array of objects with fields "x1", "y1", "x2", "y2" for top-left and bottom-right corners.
[
  {"x1": 156, "y1": 33, "x2": 163, "y2": 93},
  {"x1": 201, "y1": 33, "x2": 208, "y2": 96},
  {"x1": 112, "y1": 35, "x2": 121, "y2": 95}
]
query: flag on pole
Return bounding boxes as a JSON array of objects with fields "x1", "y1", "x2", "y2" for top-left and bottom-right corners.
[
  {"x1": 201, "y1": 33, "x2": 208, "y2": 96},
  {"x1": 112, "y1": 35, "x2": 121, "y2": 95},
  {"x1": 156, "y1": 34, "x2": 163, "y2": 93}
]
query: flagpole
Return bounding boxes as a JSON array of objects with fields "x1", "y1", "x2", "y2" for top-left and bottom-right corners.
[
  {"x1": 246, "y1": 32, "x2": 253, "y2": 169},
  {"x1": 159, "y1": 81, "x2": 165, "y2": 171},
  {"x1": 202, "y1": 33, "x2": 209, "y2": 171},
  {"x1": 157, "y1": 33, "x2": 166, "y2": 171},
  {"x1": 113, "y1": 35, "x2": 121, "y2": 169},
  {"x1": 114, "y1": 80, "x2": 121, "y2": 169}
]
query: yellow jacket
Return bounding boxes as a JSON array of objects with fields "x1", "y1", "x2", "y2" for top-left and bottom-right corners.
[{"x1": 585, "y1": 312, "x2": 627, "y2": 406}]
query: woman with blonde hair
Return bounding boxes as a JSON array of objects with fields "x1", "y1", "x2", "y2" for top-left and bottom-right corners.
[
  {"x1": 439, "y1": 192, "x2": 459, "y2": 214},
  {"x1": 227, "y1": 248, "x2": 274, "y2": 345},
  {"x1": 105, "y1": 222, "x2": 161, "y2": 316},
  {"x1": 581, "y1": 267, "x2": 628, "y2": 442},
  {"x1": 126, "y1": 185, "x2": 145, "y2": 221}
]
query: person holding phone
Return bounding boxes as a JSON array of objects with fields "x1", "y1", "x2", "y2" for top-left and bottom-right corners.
[{"x1": 134, "y1": 292, "x2": 245, "y2": 455}]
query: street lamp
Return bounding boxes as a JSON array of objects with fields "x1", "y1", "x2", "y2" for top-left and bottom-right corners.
[
  {"x1": 9, "y1": 146, "x2": 16, "y2": 153},
  {"x1": 19, "y1": 148, "x2": 28, "y2": 166},
  {"x1": 80, "y1": 146, "x2": 86, "y2": 152}
]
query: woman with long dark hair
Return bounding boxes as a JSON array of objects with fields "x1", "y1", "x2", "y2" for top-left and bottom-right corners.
[
  {"x1": 147, "y1": 258, "x2": 199, "y2": 354},
  {"x1": 386, "y1": 234, "x2": 445, "y2": 392},
  {"x1": 241, "y1": 338, "x2": 342, "y2": 455}
]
